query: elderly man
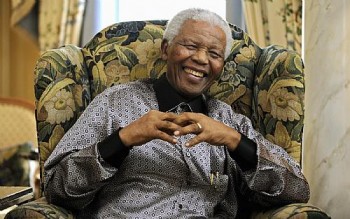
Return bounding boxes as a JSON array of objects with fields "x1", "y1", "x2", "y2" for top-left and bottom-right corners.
[{"x1": 44, "y1": 8, "x2": 309, "y2": 218}]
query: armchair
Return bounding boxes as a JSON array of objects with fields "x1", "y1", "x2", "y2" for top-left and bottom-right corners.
[{"x1": 6, "y1": 20, "x2": 330, "y2": 218}]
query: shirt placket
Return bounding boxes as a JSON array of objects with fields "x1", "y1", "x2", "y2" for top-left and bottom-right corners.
[
  {"x1": 171, "y1": 103, "x2": 191, "y2": 212},
  {"x1": 171, "y1": 103, "x2": 213, "y2": 214}
]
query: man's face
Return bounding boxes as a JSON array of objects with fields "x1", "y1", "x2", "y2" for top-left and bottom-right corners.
[{"x1": 161, "y1": 19, "x2": 226, "y2": 99}]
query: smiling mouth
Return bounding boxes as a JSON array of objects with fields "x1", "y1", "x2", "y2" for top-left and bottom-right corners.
[{"x1": 184, "y1": 67, "x2": 206, "y2": 78}]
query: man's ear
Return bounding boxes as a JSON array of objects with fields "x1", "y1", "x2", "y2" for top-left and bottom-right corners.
[{"x1": 161, "y1": 39, "x2": 169, "y2": 60}]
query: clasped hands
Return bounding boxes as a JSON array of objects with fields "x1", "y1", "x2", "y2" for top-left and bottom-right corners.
[{"x1": 119, "y1": 110, "x2": 241, "y2": 152}]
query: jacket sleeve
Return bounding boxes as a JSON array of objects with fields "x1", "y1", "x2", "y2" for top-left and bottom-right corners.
[
  {"x1": 43, "y1": 90, "x2": 129, "y2": 210},
  {"x1": 227, "y1": 112, "x2": 310, "y2": 208}
]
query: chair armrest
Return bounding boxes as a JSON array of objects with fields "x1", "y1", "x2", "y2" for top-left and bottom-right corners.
[
  {"x1": 5, "y1": 197, "x2": 74, "y2": 219},
  {"x1": 34, "y1": 44, "x2": 92, "y2": 195},
  {"x1": 253, "y1": 45, "x2": 305, "y2": 163},
  {"x1": 251, "y1": 203, "x2": 330, "y2": 219}
]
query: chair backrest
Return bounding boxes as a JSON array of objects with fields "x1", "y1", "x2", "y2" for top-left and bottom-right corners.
[
  {"x1": 34, "y1": 20, "x2": 305, "y2": 194},
  {"x1": 0, "y1": 97, "x2": 37, "y2": 149}
]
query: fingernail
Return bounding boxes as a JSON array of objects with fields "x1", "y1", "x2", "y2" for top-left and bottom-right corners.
[{"x1": 174, "y1": 130, "x2": 180, "y2": 136}]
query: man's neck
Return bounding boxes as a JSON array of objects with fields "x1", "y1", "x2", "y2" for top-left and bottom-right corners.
[{"x1": 153, "y1": 74, "x2": 207, "y2": 113}]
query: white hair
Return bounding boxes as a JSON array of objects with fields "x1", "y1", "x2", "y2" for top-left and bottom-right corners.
[{"x1": 163, "y1": 8, "x2": 233, "y2": 59}]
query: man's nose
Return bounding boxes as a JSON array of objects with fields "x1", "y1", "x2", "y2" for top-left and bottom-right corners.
[{"x1": 192, "y1": 49, "x2": 209, "y2": 64}]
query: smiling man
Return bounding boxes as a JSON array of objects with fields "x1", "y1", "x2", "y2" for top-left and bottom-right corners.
[
  {"x1": 44, "y1": 8, "x2": 310, "y2": 218},
  {"x1": 161, "y1": 18, "x2": 226, "y2": 98}
]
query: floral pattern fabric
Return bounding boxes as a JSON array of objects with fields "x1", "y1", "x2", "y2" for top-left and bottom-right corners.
[{"x1": 6, "y1": 21, "x2": 329, "y2": 218}]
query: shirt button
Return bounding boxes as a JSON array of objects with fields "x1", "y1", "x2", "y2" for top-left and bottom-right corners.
[{"x1": 186, "y1": 152, "x2": 191, "y2": 157}]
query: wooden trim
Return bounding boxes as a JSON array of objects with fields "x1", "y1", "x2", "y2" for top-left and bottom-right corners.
[
  {"x1": 1, "y1": 0, "x2": 11, "y2": 96},
  {"x1": 0, "y1": 96, "x2": 35, "y2": 111}
]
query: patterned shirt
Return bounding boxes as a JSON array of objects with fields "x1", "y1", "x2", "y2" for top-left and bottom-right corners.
[{"x1": 44, "y1": 77, "x2": 310, "y2": 218}]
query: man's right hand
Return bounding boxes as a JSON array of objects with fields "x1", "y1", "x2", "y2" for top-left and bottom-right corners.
[{"x1": 119, "y1": 110, "x2": 181, "y2": 147}]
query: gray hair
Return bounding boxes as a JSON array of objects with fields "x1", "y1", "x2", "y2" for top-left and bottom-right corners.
[{"x1": 163, "y1": 8, "x2": 233, "y2": 59}]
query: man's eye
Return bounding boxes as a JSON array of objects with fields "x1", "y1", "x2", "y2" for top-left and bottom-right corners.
[
  {"x1": 184, "y1": 44, "x2": 197, "y2": 50},
  {"x1": 209, "y1": 51, "x2": 222, "y2": 59}
]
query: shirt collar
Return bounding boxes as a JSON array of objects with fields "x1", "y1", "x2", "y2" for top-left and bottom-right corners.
[{"x1": 153, "y1": 74, "x2": 207, "y2": 113}]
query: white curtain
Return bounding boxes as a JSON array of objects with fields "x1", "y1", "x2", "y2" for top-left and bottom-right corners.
[
  {"x1": 39, "y1": 0, "x2": 86, "y2": 52},
  {"x1": 242, "y1": 0, "x2": 302, "y2": 54}
]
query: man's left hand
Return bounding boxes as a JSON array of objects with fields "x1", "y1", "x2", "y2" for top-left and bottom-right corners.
[{"x1": 172, "y1": 112, "x2": 241, "y2": 151}]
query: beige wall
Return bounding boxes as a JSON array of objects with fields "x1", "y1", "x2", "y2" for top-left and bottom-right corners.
[
  {"x1": 0, "y1": 0, "x2": 39, "y2": 102},
  {"x1": 303, "y1": 1, "x2": 350, "y2": 218}
]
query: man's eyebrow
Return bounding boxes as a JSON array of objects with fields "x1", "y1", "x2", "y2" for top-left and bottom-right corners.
[
  {"x1": 176, "y1": 38, "x2": 194, "y2": 43},
  {"x1": 176, "y1": 37, "x2": 224, "y2": 51}
]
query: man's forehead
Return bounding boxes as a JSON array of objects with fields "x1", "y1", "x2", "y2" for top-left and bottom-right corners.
[{"x1": 176, "y1": 21, "x2": 226, "y2": 48}]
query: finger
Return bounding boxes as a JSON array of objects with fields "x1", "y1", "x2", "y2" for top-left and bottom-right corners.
[
  {"x1": 147, "y1": 110, "x2": 177, "y2": 123},
  {"x1": 155, "y1": 130, "x2": 178, "y2": 144},
  {"x1": 185, "y1": 135, "x2": 204, "y2": 147},
  {"x1": 162, "y1": 112, "x2": 179, "y2": 121},
  {"x1": 195, "y1": 122, "x2": 202, "y2": 132},
  {"x1": 172, "y1": 112, "x2": 195, "y2": 125},
  {"x1": 157, "y1": 120, "x2": 182, "y2": 133},
  {"x1": 175, "y1": 122, "x2": 202, "y2": 136}
]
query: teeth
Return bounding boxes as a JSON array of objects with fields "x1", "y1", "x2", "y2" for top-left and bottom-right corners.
[{"x1": 184, "y1": 68, "x2": 204, "y2": 78}]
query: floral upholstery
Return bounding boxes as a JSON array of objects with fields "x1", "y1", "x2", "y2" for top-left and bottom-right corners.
[
  {"x1": 5, "y1": 197, "x2": 74, "y2": 219},
  {"x1": 6, "y1": 20, "x2": 329, "y2": 219}
]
